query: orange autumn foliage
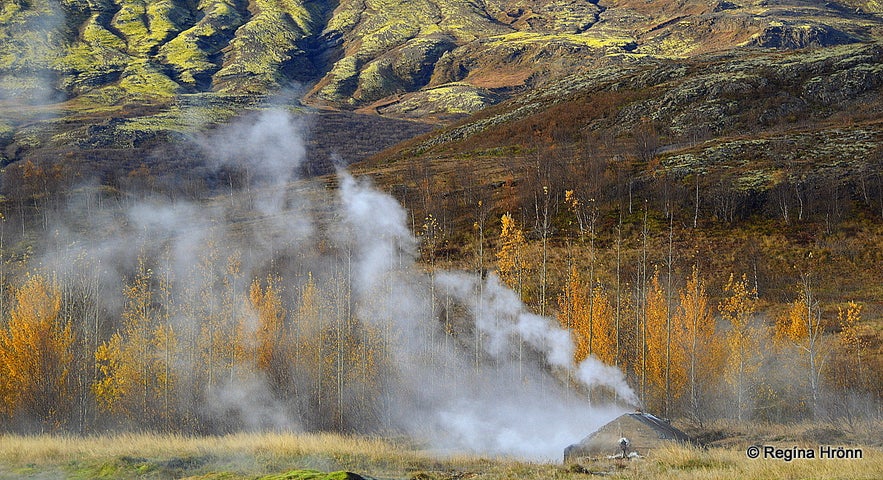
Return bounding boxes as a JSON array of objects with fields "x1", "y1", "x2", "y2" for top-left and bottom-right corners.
[{"x1": 0, "y1": 274, "x2": 73, "y2": 425}]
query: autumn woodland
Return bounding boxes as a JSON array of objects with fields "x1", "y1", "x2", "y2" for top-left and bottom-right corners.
[{"x1": 0, "y1": 119, "x2": 882, "y2": 440}]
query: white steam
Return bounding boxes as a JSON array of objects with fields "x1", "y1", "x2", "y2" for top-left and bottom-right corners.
[{"x1": 40, "y1": 108, "x2": 634, "y2": 460}]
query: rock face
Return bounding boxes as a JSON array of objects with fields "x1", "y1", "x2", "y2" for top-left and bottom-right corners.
[
  {"x1": 747, "y1": 24, "x2": 858, "y2": 49},
  {"x1": 2, "y1": 0, "x2": 882, "y2": 117}
]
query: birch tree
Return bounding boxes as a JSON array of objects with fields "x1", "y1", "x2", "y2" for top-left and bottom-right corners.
[
  {"x1": 719, "y1": 273, "x2": 760, "y2": 421},
  {"x1": 0, "y1": 274, "x2": 73, "y2": 427},
  {"x1": 775, "y1": 275, "x2": 828, "y2": 418}
]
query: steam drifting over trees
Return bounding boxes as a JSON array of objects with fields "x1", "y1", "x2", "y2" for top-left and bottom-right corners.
[{"x1": 0, "y1": 107, "x2": 881, "y2": 451}]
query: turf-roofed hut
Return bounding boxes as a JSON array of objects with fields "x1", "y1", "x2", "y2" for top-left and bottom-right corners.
[{"x1": 564, "y1": 412, "x2": 693, "y2": 461}]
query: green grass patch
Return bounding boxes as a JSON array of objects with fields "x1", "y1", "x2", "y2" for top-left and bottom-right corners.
[{"x1": 259, "y1": 470, "x2": 363, "y2": 480}]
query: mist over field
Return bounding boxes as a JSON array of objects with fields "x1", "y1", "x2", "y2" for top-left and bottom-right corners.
[{"x1": 19, "y1": 109, "x2": 634, "y2": 459}]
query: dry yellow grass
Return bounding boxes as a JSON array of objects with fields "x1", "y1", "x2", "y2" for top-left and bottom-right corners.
[
  {"x1": 0, "y1": 431, "x2": 880, "y2": 479},
  {"x1": 0, "y1": 431, "x2": 415, "y2": 459},
  {"x1": 0, "y1": 431, "x2": 429, "y2": 478},
  {"x1": 611, "y1": 443, "x2": 883, "y2": 480}
]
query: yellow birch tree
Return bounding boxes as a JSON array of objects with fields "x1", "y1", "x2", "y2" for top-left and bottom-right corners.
[
  {"x1": 719, "y1": 273, "x2": 760, "y2": 421},
  {"x1": 249, "y1": 275, "x2": 290, "y2": 396},
  {"x1": 775, "y1": 276, "x2": 828, "y2": 417},
  {"x1": 94, "y1": 257, "x2": 175, "y2": 426},
  {"x1": 644, "y1": 270, "x2": 670, "y2": 413},
  {"x1": 825, "y1": 302, "x2": 870, "y2": 422},
  {"x1": 588, "y1": 284, "x2": 616, "y2": 366},
  {"x1": 497, "y1": 213, "x2": 527, "y2": 297},
  {"x1": 557, "y1": 266, "x2": 589, "y2": 362},
  {"x1": 0, "y1": 274, "x2": 73, "y2": 426},
  {"x1": 834, "y1": 302, "x2": 865, "y2": 389},
  {"x1": 676, "y1": 265, "x2": 721, "y2": 423}
]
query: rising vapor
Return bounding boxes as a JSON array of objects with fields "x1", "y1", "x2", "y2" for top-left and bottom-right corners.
[{"x1": 37, "y1": 109, "x2": 633, "y2": 460}]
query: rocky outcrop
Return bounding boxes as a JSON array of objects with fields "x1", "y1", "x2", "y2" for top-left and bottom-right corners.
[
  {"x1": 400, "y1": 41, "x2": 883, "y2": 159},
  {"x1": 747, "y1": 23, "x2": 859, "y2": 49}
]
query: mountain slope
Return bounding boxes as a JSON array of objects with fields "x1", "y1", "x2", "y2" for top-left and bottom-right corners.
[
  {"x1": 1, "y1": 0, "x2": 882, "y2": 185},
  {"x1": 1, "y1": 0, "x2": 882, "y2": 116},
  {"x1": 353, "y1": 40, "x2": 883, "y2": 241}
]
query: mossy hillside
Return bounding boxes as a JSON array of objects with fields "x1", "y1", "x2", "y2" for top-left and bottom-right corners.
[
  {"x1": 4, "y1": 0, "x2": 881, "y2": 115},
  {"x1": 2, "y1": 0, "x2": 883, "y2": 140},
  {"x1": 111, "y1": 0, "x2": 153, "y2": 54},
  {"x1": 314, "y1": 0, "x2": 634, "y2": 108},
  {"x1": 275, "y1": 0, "x2": 328, "y2": 34},
  {"x1": 801, "y1": 62, "x2": 883, "y2": 104},
  {"x1": 214, "y1": 11, "x2": 309, "y2": 92},
  {"x1": 113, "y1": 99, "x2": 243, "y2": 137},
  {"x1": 0, "y1": 0, "x2": 24, "y2": 23},
  {"x1": 0, "y1": 0, "x2": 64, "y2": 101},
  {"x1": 390, "y1": 36, "x2": 456, "y2": 87},
  {"x1": 146, "y1": 0, "x2": 193, "y2": 44},
  {"x1": 354, "y1": 19, "x2": 421, "y2": 61},
  {"x1": 866, "y1": 0, "x2": 883, "y2": 12},
  {"x1": 377, "y1": 83, "x2": 500, "y2": 119},
  {"x1": 486, "y1": 30, "x2": 635, "y2": 50},
  {"x1": 309, "y1": 0, "x2": 715, "y2": 111},
  {"x1": 396, "y1": 41, "x2": 883, "y2": 161},
  {"x1": 71, "y1": 84, "x2": 139, "y2": 108},
  {"x1": 353, "y1": 59, "x2": 406, "y2": 103},
  {"x1": 545, "y1": 0, "x2": 602, "y2": 33},
  {"x1": 350, "y1": 35, "x2": 456, "y2": 103},
  {"x1": 660, "y1": 127, "x2": 882, "y2": 191},
  {"x1": 316, "y1": 12, "x2": 423, "y2": 102},
  {"x1": 28, "y1": 93, "x2": 261, "y2": 159},
  {"x1": 310, "y1": 0, "x2": 511, "y2": 106},
  {"x1": 158, "y1": 0, "x2": 247, "y2": 88},
  {"x1": 610, "y1": 43, "x2": 883, "y2": 135},
  {"x1": 429, "y1": 0, "x2": 510, "y2": 41},
  {"x1": 635, "y1": 17, "x2": 736, "y2": 57},
  {"x1": 213, "y1": 0, "x2": 330, "y2": 93},
  {"x1": 118, "y1": 59, "x2": 180, "y2": 97},
  {"x1": 495, "y1": 0, "x2": 602, "y2": 34},
  {"x1": 109, "y1": 0, "x2": 192, "y2": 55},
  {"x1": 325, "y1": 1, "x2": 361, "y2": 34},
  {"x1": 0, "y1": 23, "x2": 61, "y2": 71},
  {"x1": 415, "y1": 84, "x2": 499, "y2": 114},
  {"x1": 159, "y1": 30, "x2": 217, "y2": 87},
  {"x1": 317, "y1": 56, "x2": 361, "y2": 103},
  {"x1": 57, "y1": 13, "x2": 130, "y2": 81}
]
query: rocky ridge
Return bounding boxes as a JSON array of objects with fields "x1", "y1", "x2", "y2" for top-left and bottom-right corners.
[{"x1": 1, "y1": 0, "x2": 881, "y2": 116}]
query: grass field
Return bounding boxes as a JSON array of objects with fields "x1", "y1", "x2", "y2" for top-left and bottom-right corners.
[{"x1": 0, "y1": 431, "x2": 880, "y2": 479}]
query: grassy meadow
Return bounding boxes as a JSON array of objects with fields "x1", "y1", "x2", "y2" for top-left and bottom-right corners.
[{"x1": 0, "y1": 430, "x2": 880, "y2": 479}]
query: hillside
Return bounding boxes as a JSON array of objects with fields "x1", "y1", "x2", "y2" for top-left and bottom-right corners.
[
  {"x1": 3, "y1": 0, "x2": 882, "y2": 109},
  {"x1": 0, "y1": 0, "x2": 881, "y2": 116},
  {"x1": 0, "y1": 0, "x2": 880, "y2": 189},
  {"x1": 349, "y1": 38, "x2": 883, "y2": 344},
  {"x1": 359, "y1": 41, "x2": 883, "y2": 213}
]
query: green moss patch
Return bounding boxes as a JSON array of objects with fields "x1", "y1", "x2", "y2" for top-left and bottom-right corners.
[
  {"x1": 119, "y1": 60, "x2": 180, "y2": 97},
  {"x1": 259, "y1": 470, "x2": 366, "y2": 480}
]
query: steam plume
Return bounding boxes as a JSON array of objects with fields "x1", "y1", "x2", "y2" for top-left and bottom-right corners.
[{"x1": 37, "y1": 108, "x2": 634, "y2": 459}]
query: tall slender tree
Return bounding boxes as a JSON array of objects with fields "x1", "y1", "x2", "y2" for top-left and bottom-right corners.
[
  {"x1": 676, "y1": 265, "x2": 721, "y2": 424},
  {"x1": 719, "y1": 273, "x2": 760, "y2": 421},
  {"x1": 0, "y1": 274, "x2": 73, "y2": 427},
  {"x1": 775, "y1": 275, "x2": 828, "y2": 418},
  {"x1": 94, "y1": 257, "x2": 175, "y2": 427}
]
